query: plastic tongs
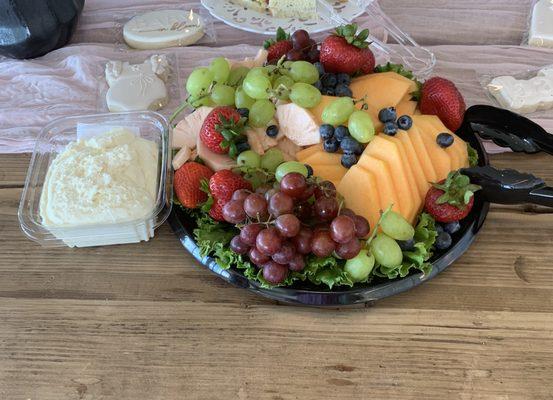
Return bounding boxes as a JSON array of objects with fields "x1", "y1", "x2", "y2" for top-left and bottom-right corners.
[
  {"x1": 457, "y1": 105, "x2": 553, "y2": 208},
  {"x1": 315, "y1": 0, "x2": 436, "y2": 77}
]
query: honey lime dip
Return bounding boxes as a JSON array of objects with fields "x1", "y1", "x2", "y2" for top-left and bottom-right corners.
[{"x1": 39, "y1": 128, "x2": 158, "y2": 228}]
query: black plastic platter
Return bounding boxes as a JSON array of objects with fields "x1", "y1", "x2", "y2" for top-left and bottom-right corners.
[{"x1": 168, "y1": 124, "x2": 490, "y2": 307}]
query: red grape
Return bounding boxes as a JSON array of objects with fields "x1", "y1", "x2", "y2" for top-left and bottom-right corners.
[
  {"x1": 286, "y1": 49, "x2": 303, "y2": 61},
  {"x1": 232, "y1": 189, "x2": 251, "y2": 202},
  {"x1": 307, "y1": 48, "x2": 320, "y2": 63},
  {"x1": 230, "y1": 235, "x2": 249, "y2": 255},
  {"x1": 255, "y1": 185, "x2": 271, "y2": 195},
  {"x1": 264, "y1": 188, "x2": 278, "y2": 202},
  {"x1": 275, "y1": 214, "x2": 301, "y2": 238},
  {"x1": 288, "y1": 254, "x2": 306, "y2": 271},
  {"x1": 223, "y1": 200, "x2": 246, "y2": 224},
  {"x1": 315, "y1": 196, "x2": 339, "y2": 221},
  {"x1": 249, "y1": 247, "x2": 270, "y2": 265},
  {"x1": 280, "y1": 172, "x2": 307, "y2": 198},
  {"x1": 295, "y1": 202, "x2": 313, "y2": 221},
  {"x1": 292, "y1": 227, "x2": 313, "y2": 255},
  {"x1": 244, "y1": 193, "x2": 269, "y2": 220},
  {"x1": 240, "y1": 223, "x2": 264, "y2": 246},
  {"x1": 330, "y1": 215, "x2": 356, "y2": 244},
  {"x1": 311, "y1": 230, "x2": 336, "y2": 258},
  {"x1": 256, "y1": 227, "x2": 282, "y2": 256},
  {"x1": 268, "y1": 192, "x2": 294, "y2": 217},
  {"x1": 314, "y1": 181, "x2": 336, "y2": 199},
  {"x1": 262, "y1": 261, "x2": 289, "y2": 284},
  {"x1": 353, "y1": 215, "x2": 370, "y2": 238},
  {"x1": 340, "y1": 208, "x2": 356, "y2": 219},
  {"x1": 336, "y1": 238, "x2": 362, "y2": 259},
  {"x1": 291, "y1": 29, "x2": 310, "y2": 49},
  {"x1": 297, "y1": 184, "x2": 315, "y2": 201},
  {"x1": 272, "y1": 241, "x2": 295, "y2": 264}
]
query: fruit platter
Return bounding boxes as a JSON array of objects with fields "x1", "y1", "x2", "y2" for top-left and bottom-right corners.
[{"x1": 165, "y1": 24, "x2": 498, "y2": 306}]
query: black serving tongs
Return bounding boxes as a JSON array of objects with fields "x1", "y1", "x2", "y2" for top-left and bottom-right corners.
[{"x1": 456, "y1": 105, "x2": 553, "y2": 208}]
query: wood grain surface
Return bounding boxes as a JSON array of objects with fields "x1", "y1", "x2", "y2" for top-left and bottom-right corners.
[{"x1": 2, "y1": 2, "x2": 553, "y2": 399}]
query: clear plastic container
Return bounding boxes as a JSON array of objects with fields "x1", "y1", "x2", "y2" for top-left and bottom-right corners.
[{"x1": 18, "y1": 111, "x2": 173, "y2": 248}]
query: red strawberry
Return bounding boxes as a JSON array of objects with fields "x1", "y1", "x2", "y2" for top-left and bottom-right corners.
[
  {"x1": 320, "y1": 24, "x2": 375, "y2": 75},
  {"x1": 207, "y1": 169, "x2": 252, "y2": 221},
  {"x1": 174, "y1": 161, "x2": 214, "y2": 208},
  {"x1": 424, "y1": 171, "x2": 481, "y2": 223},
  {"x1": 264, "y1": 27, "x2": 293, "y2": 63},
  {"x1": 199, "y1": 106, "x2": 246, "y2": 157},
  {"x1": 419, "y1": 77, "x2": 466, "y2": 131}
]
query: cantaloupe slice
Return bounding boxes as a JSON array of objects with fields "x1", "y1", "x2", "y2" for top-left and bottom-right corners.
[
  {"x1": 379, "y1": 133, "x2": 426, "y2": 203},
  {"x1": 396, "y1": 97, "x2": 418, "y2": 117},
  {"x1": 357, "y1": 154, "x2": 402, "y2": 216},
  {"x1": 302, "y1": 151, "x2": 342, "y2": 166},
  {"x1": 337, "y1": 165, "x2": 382, "y2": 234},
  {"x1": 296, "y1": 144, "x2": 323, "y2": 161},
  {"x1": 402, "y1": 126, "x2": 438, "y2": 184},
  {"x1": 389, "y1": 131, "x2": 432, "y2": 201},
  {"x1": 411, "y1": 117, "x2": 452, "y2": 181},
  {"x1": 364, "y1": 136, "x2": 418, "y2": 223},
  {"x1": 416, "y1": 114, "x2": 469, "y2": 169},
  {"x1": 310, "y1": 163, "x2": 347, "y2": 187}
]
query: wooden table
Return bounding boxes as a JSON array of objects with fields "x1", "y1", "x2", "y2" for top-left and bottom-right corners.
[{"x1": 2, "y1": 1, "x2": 553, "y2": 399}]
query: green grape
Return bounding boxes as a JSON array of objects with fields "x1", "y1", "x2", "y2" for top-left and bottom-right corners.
[
  {"x1": 243, "y1": 74, "x2": 272, "y2": 100},
  {"x1": 289, "y1": 82, "x2": 322, "y2": 108},
  {"x1": 322, "y1": 97, "x2": 355, "y2": 125},
  {"x1": 348, "y1": 110, "x2": 376, "y2": 144},
  {"x1": 248, "y1": 67, "x2": 270, "y2": 78},
  {"x1": 249, "y1": 99, "x2": 276, "y2": 127},
  {"x1": 227, "y1": 66, "x2": 250, "y2": 87},
  {"x1": 289, "y1": 61, "x2": 319, "y2": 84},
  {"x1": 186, "y1": 67, "x2": 214, "y2": 97},
  {"x1": 380, "y1": 210, "x2": 415, "y2": 241},
  {"x1": 370, "y1": 234, "x2": 403, "y2": 268},
  {"x1": 210, "y1": 84, "x2": 236, "y2": 106},
  {"x1": 275, "y1": 161, "x2": 309, "y2": 182},
  {"x1": 237, "y1": 150, "x2": 261, "y2": 168},
  {"x1": 260, "y1": 148, "x2": 284, "y2": 172},
  {"x1": 209, "y1": 57, "x2": 230, "y2": 84},
  {"x1": 235, "y1": 86, "x2": 256, "y2": 109},
  {"x1": 344, "y1": 249, "x2": 375, "y2": 282},
  {"x1": 273, "y1": 75, "x2": 294, "y2": 100},
  {"x1": 189, "y1": 95, "x2": 214, "y2": 108}
]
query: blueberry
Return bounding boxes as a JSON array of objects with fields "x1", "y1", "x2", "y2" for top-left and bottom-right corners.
[
  {"x1": 341, "y1": 153, "x2": 357, "y2": 168},
  {"x1": 383, "y1": 121, "x2": 398, "y2": 136},
  {"x1": 323, "y1": 137, "x2": 339, "y2": 153},
  {"x1": 313, "y1": 80, "x2": 323, "y2": 91},
  {"x1": 435, "y1": 224, "x2": 444, "y2": 234},
  {"x1": 305, "y1": 164, "x2": 313, "y2": 178},
  {"x1": 236, "y1": 141, "x2": 250, "y2": 153},
  {"x1": 378, "y1": 107, "x2": 397, "y2": 123},
  {"x1": 398, "y1": 238, "x2": 415, "y2": 251},
  {"x1": 319, "y1": 124, "x2": 335, "y2": 140},
  {"x1": 334, "y1": 125, "x2": 349, "y2": 141},
  {"x1": 397, "y1": 115, "x2": 413, "y2": 130},
  {"x1": 336, "y1": 73, "x2": 351, "y2": 85},
  {"x1": 435, "y1": 231, "x2": 452, "y2": 250},
  {"x1": 314, "y1": 62, "x2": 325, "y2": 76},
  {"x1": 340, "y1": 136, "x2": 360, "y2": 153},
  {"x1": 237, "y1": 108, "x2": 249, "y2": 118},
  {"x1": 321, "y1": 73, "x2": 337, "y2": 88},
  {"x1": 437, "y1": 132, "x2": 454, "y2": 148},
  {"x1": 266, "y1": 124, "x2": 279, "y2": 138},
  {"x1": 444, "y1": 221, "x2": 461, "y2": 234},
  {"x1": 322, "y1": 87, "x2": 335, "y2": 96},
  {"x1": 335, "y1": 84, "x2": 353, "y2": 97}
]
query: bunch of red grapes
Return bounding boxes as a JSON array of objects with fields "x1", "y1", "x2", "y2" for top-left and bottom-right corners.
[
  {"x1": 222, "y1": 173, "x2": 370, "y2": 285},
  {"x1": 286, "y1": 30, "x2": 320, "y2": 63}
]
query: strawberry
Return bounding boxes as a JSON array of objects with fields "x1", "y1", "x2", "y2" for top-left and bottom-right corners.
[
  {"x1": 206, "y1": 169, "x2": 252, "y2": 221},
  {"x1": 320, "y1": 24, "x2": 375, "y2": 75},
  {"x1": 174, "y1": 161, "x2": 214, "y2": 208},
  {"x1": 199, "y1": 106, "x2": 246, "y2": 157},
  {"x1": 418, "y1": 77, "x2": 466, "y2": 132},
  {"x1": 424, "y1": 171, "x2": 481, "y2": 223},
  {"x1": 263, "y1": 27, "x2": 293, "y2": 63}
]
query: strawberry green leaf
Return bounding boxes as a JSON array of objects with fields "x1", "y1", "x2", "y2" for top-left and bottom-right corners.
[{"x1": 433, "y1": 171, "x2": 482, "y2": 208}]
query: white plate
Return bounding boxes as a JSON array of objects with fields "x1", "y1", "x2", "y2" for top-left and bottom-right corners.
[{"x1": 201, "y1": 0, "x2": 365, "y2": 35}]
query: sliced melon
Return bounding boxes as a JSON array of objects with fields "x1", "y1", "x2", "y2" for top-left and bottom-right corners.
[
  {"x1": 411, "y1": 117, "x2": 452, "y2": 181},
  {"x1": 337, "y1": 165, "x2": 382, "y2": 234},
  {"x1": 357, "y1": 154, "x2": 402, "y2": 216},
  {"x1": 401, "y1": 126, "x2": 438, "y2": 184},
  {"x1": 310, "y1": 163, "x2": 347, "y2": 187},
  {"x1": 302, "y1": 151, "x2": 342, "y2": 166},
  {"x1": 296, "y1": 143, "x2": 323, "y2": 161}
]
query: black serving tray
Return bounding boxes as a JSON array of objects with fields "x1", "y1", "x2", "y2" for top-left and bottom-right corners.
[{"x1": 169, "y1": 105, "x2": 552, "y2": 306}]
